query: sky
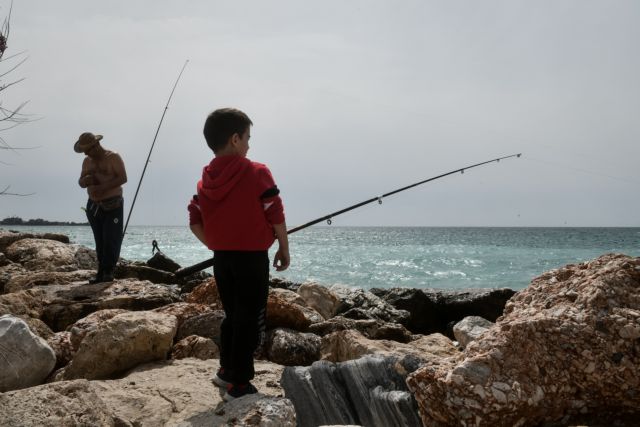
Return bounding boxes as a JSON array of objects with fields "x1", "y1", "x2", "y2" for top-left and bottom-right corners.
[{"x1": 1, "y1": 0, "x2": 638, "y2": 227}]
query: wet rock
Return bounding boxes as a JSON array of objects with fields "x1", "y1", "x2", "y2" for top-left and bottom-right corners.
[
  {"x1": 146, "y1": 251, "x2": 181, "y2": 273},
  {"x1": 266, "y1": 328, "x2": 322, "y2": 366},
  {"x1": 371, "y1": 286, "x2": 516, "y2": 336},
  {"x1": 175, "y1": 309, "x2": 225, "y2": 341},
  {"x1": 281, "y1": 354, "x2": 423, "y2": 427},
  {"x1": 61, "y1": 311, "x2": 177, "y2": 380},
  {"x1": 0, "y1": 379, "x2": 117, "y2": 426},
  {"x1": 171, "y1": 335, "x2": 219, "y2": 360},
  {"x1": 453, "y1": 315, "x2": 494, "y2": 349},
  {"x1": 309, "y1": 315, "x2": 412, "y2": 342},
  {"x1": 407, "y1": 254, "x2": 640, "y2": 427},
  {"x1": 321, "y1": 329, "x2": 459, "y2": 364},
  {"x1": 298, "y1": 282, "x2": 340, "y2": 319},
  {"x1": 0, "y1": 315, "x2": 56, "y2": 392}
]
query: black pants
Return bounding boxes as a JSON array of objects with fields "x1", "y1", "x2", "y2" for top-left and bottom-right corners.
[
  {"x1": 213, "y1": 250, "x2": 269, "y2": 384},
  {"x1": 86, "y1": 198, "x2": 124, "y2": 276}
]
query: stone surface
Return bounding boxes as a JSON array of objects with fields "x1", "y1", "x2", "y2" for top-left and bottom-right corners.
[
  {"x1": 407, "y1": 254, "x2": 640, "y2": 427},
  {"x1": 330, "y1": 285, "x2": 410, "y2": 325},
  {"x1": 309, "y1": 315, "x2": 412, "y2": 342},
  {"x1": 61, "y1": 310, "x2": 177, "y2": 380},
  {"x1": 267, "y1": 292, "x2": 312, "y2": 331},
  {"x1": 184, "y1": 277, "x2": 222, "y2": 307},
  {"x1": 0, "y1": 288, "x2": 47, "y2": 318},
  {"x1": 0, "y1": 262, "x2": 27, "y2": 294},
  {"x1": 115, "y1": 261, "x2": 177, "y2": 284},
  {"x1": 0, "y1": 379, "x2": 117, "y2": 427},
  {"x1": 146, "y1": 251, "x2": 181, "y2": 273},
  {"x1": 4, "y1": 238, "x2": 77, "y2": 271},
  {"x1": 281, "y1": 355, "x2": 423, "y2": 427},
  {"x1": 68, "y1": 309, "x2": 129, "y2": 351},
  {"x1": 47, "y1": 331, "x2": 75, "y2": 370},
  {"x1": 266, "y1": 328, "x2": 322, "y2": 366},
  {"x1": 297, "y1": 282, "x2": 341, "y2": 320},
  {"x1": 371, "y1": 286, "x2": 516, "y2": 336},
  {"x1": 0, "y1": 315, "x2": 56, "y2": 392},
  {"x1": 321, "y1": 329, "x2": 459, "y2": 364},
  {"x1": 171, "y1": 335, "x2": 219, "y2": 360},
  {"x1": 4, "y1": 269, "x2": 95, "y2": 293},
  {"x1": 175, "y1": 309, "x2": 225, "y2": 341},
  {"x1": 453, "y1": 315, "x2": 494, "y2": 349}
]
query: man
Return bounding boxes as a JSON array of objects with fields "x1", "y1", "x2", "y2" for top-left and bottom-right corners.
[{"x1": 75, "y1": 132, "x2": 127, "y2": 283}]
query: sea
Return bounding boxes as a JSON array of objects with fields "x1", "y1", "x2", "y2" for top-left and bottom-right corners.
[{"x1": 4, "y1": 226, "x2": 639, "y2": 291}]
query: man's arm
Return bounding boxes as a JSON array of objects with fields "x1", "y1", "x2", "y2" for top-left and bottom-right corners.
[
  {"x1": 78, "y1": 158, "x2": 94, "y2": 188},
  {"x1": 272, "y1": 222, "x2": 290, "y2": 271}
]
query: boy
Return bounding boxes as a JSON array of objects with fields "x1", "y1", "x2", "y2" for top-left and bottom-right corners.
[{"x1": 188, "y1": 108, "x2": 290, "y2": 401}]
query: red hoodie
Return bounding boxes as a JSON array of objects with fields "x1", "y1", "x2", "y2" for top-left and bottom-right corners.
[{"x1": 188, "y1": 155, "x2": 285, "y2": 251}]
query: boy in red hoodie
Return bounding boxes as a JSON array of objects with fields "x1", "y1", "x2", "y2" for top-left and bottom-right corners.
[{"x1": 188, "y1": 108, "x2": 290, "y2": 401}]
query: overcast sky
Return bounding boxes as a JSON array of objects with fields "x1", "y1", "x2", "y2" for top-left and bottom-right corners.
[{"x1": 1, "y1": 0, "x2": 638, "y2": 227}]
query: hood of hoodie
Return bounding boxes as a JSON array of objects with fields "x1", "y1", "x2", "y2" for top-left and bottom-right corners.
[{"x1": 199, "y1": 155, "x2": 251, "y2": 201}]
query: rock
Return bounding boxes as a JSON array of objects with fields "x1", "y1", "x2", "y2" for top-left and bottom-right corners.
[
  {"x1": 266, "y1": 328, "x2": 322, "y2": 366},
  {"x1": 321, "y1": 329, "x2": 459, "y2": 364},
  {"x1": 4, "y1": 238, "x2": 78, "y2": 271},
  {"x1": 146, "y1": 251, "x2": 181, "y2": 273},
  {"x1": 0, "y1": 379, "x2": 117, "y2": 426},
  {"x1": 4, "y1": 269, "x2": 95, "y2": 293},
  {"x1": 61, "y1": 311, "x2": 177, "y2": 380},
  {"x1": 175, "y1": 310, "x2": 225, "y2": 341},
  {"x1": 371, "y1": 286, "x2": 516, "y2": 336},
  {"x1": 47, "y1": 331, "x2": 74, "y2": 370},
  {"x1": 281, "y1": 354, "x2": 423, "y2": 427},
  {"x1": 0, "y1": 251, "x2": 9, "y2": 267},
  {"x1": 92, "y1": 358, "x2": 288, "y2": 426},
  {"x1": 309, "y1": 315, "x2": 412, "y2": 342},
  {"x1": 68, "y1": 309, "x2": 129, "y2": 351},
  {"x1": 20, "y1": 316, "x2": 54, "y2": 340},
  {"x1": 73, "y1": 245, "x2": 98, "y2": 270},
  {"x1": 152, "y1": 302, "x2": 212, "y2": 329},
  {"x1": 40, "y1": 278, "x2": 180, "y2": 331},
  {"x1": 297, "y1": 282, "x2": 340, "y2": 319},
  {"x1": 171, "y1": 335, "x2": 219, "y2": 360},
  {"x1": 267, "y1": 292, "x2": 312, "y2": 331},
  {"x1": 453, "y1": 315, "x2": 494, "y2": 349},
  {"x1": 184, "y1": 277, "x2": 222, "y2": 307},
  {"x1": 0, "y1": 288, "x2": 46, "y2": 319},
  {"x1": 115, "y1": 261, "x2": 177, "y2": 284},
  {"x1": 0, "y1": 315, "x2": 56, "y2": 392},
  {"x1": 0, "y1": 262, "x2": 27, "y2": 294},
  {"x1": 407, "y1": 254, "x2": 640, "y2": 427},
  {"x1": 330, "y1": 285, "x2": 410, "y2": 325}
]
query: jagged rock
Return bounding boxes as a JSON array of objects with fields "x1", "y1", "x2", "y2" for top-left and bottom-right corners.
[
  {"x1": 371, "y1": 286, "x2": 516, "y2": 336},
  {"x1": 68, "y1": 309, "x2": 129, "y2": 351},
  {"x1": 0, "y1": 230, "x2": 30, "y2": 253},
  {"x1": 175, "y1": 309, "x2": 225, "y2": 341},
  {"x1": 321, "y1": 329, "x2": 459, "y2": 364},
  {"x1": 267, "y1": 292, "x2": 312, "y2": 331},
  {"x1": 4, "y1": 238, "x2": 77, "y2": 271},
  {"x1": 0, "y1": 262, "x2": 26, "y2": 294},
  {"x1": 309, "y1": 315, "x2": 412, "y2": 342},
  {"x1": 73, "y1": 245, "x2": 98, "y2": 270},
  {"x1": 61, "y1": 311, "x2": 177, "y2": 380},
  {"x1": 0, "y1": 315, "x2": 56, "y2": 392},
  {"x1": 40, "y1": 279, "x2": 180, "y2": 331},
  {"x1": 281, "y1": 354, "x2": 423, "y2": 427},
  {"x1": 298, "y1": 282, "x2": 340, "y2": 320},
  {"x1": 47, "y1": 331, "x2": 74, "y2": 370},
  {"x1": 270, "y1": 276, "x2": 302, "y2": 292},
  {"x1": 407, "y1": 254, "x2": 640, "y2": 427},
  {"x1": 453, "y1": 315, "x2": 493, "y2": 349},
  {"x1": 270, "y1": 288, "x2": 325, "y2": 326},
  {"x1": 330, "y1": 285, "x2": 410, "y2": 325},
  {"x1": 0, "y1": 288, "x2": 46, "y2": 318},
  {"x1": 171, "y1": 335, "x2": 219, "y2": 360},
  {"x1": 146, "y1": 251, "x2": 181, "y2": 272},
  {"x1": 92, "y1": 358, "x2": 288, "y2": 426},
  {"x1": 19, "y1": 316, "x2": 54, "y2": 340},
  {"x1": 4, "y1": 269, "x2": 95, "y2": 293},
  {"x1": 152, "y1": 302, "x2": 212, "y2": 330},
  {"x1": 266, "y1": 328, "x2": 322, "y2": 366},
  {"x1": 0, "y1": 251, "x2": 9, "y2": 267},
  {"x1": 184, "y1": 277, "x2": 222, "y2": 307},
  {"x1": 115, "y1": 261, "x2": 177, "y2": 284},
  {"x1": 0, "y1": 379, "x2": 117, "y2": 426}
]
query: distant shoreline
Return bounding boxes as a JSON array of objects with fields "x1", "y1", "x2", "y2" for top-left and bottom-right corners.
[{"x1": 0, "y1": 217, "x2": 89, "y2": 226}]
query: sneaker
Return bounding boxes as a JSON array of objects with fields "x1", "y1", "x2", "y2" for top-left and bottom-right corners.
[
  {"x1": 212, "y1": 368, "x2": 231, "y2": 388},
  {"x1": 223, "y1": 383, "x2": 258, "y2": 401}
]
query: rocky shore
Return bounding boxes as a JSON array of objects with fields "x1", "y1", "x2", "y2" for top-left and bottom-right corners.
[{"x1": 0, "y1": 229, "x2": 638, "y2": 426}]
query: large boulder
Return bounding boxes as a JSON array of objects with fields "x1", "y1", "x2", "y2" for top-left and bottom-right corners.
[
  {"x1": 0, "y1": 262, "x2": 27, "y2": 294},
  {"x1": 297, "y1": 282, "x2": 341, "y2": 319},
  {"x1": 407, "y1": 254, "x2": 640, "y2": 427},
  {"x1": 171, "y1": 335, "x2": 219, "y2": 360},
  {"x1": 331, "y1": 285, "x2": 410, "y2": 325},
  {"x1": 267, "y1": 292, "x2": 312, "y2": 331},
  {"x1": 0, "y1": 315, "x2": 56, "y2": 392},
  {"x1": 61, "y1": 311, "x2": 177, "y2": 380},
  {"x1": 309, "y1": 315, "x2": 413, "y2": 342},
  {"x1": 175, "y1": 309, "x2": 225, "y2": 341},
  {"x1": 4, "y1": 269, "x2": 95, "y2": 293},
  {"x1": 184, "y1": 277, "x2": 223, "y2": 307},
  {"x1": 114, "y1": 261, "x2": 177, "y2": 284},
  {"x1": 266, "y1": 327, "x2": 322, "y2": 366},
  {"x1": 282, "y1": 354, "x2": 423, "y2": 427},
  {"x1": 0, "y1": 288, "x2": 47, "y2": 320},
  {"x1": 453, "y1": 315, "x2": 494, "y2": 350},
  {"x1": 4, "y1": 238, "x2": 76, "y2": 271}
]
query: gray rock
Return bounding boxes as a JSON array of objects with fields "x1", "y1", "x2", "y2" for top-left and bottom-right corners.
[
  {"x1": 330, "y1": 285, "x2": 410, "y2": 325},
  {"x1": 309, "y1": 315, "x2": 412, "y2": 342},
  {"x1": 266, "y1": 328, "x2": 321, "y2": 366},
  {"x1": 175, "y1": 310, "x2": 225, "y2": 341},
  {"x1": 281, "y1": 355, "x2": 422, "y2": 427},
  {"x1": 0, "y1": 314, "x2": 56, "y2": 392},
  {"x1": 453, "y1": 315, "x2": 494, "y2": 349}
]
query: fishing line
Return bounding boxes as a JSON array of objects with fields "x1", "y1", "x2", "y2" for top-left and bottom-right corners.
[
  {"x1": 174, "y1": 153, "x2": 521, "y2": 277},
  {"x1": 123, "y1": 60, "x2": 189, "y2": 237}
]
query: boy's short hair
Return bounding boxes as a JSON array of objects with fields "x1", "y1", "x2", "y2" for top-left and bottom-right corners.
[{"x1": 203, "y1": 108, "x2": 253, "y2": 153}]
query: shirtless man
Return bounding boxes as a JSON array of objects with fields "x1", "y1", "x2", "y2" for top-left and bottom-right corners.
[{"x1": 75, "y1": 132, "x2": 127, "y2": 283}]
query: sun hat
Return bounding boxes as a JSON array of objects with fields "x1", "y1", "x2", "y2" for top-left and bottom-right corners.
[{"x1": 74, "y1": 132, "x2": 103, "y2": 153}]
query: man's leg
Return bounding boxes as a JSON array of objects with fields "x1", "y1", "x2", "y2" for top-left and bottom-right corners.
[
  {"x1": 86, "y1": 199, "x2": 104, "y2": 280},
  {"x1": 100, "y1": 203, "x2": 123, "y2": 279}
]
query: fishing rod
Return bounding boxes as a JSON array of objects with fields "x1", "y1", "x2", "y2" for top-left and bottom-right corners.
[
  {"x1": 122, "y1": 60, "x2": 189, "y2": 237},
  {"x1": 174, "y1": 153, "x2": 521, "y2": 277}
]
